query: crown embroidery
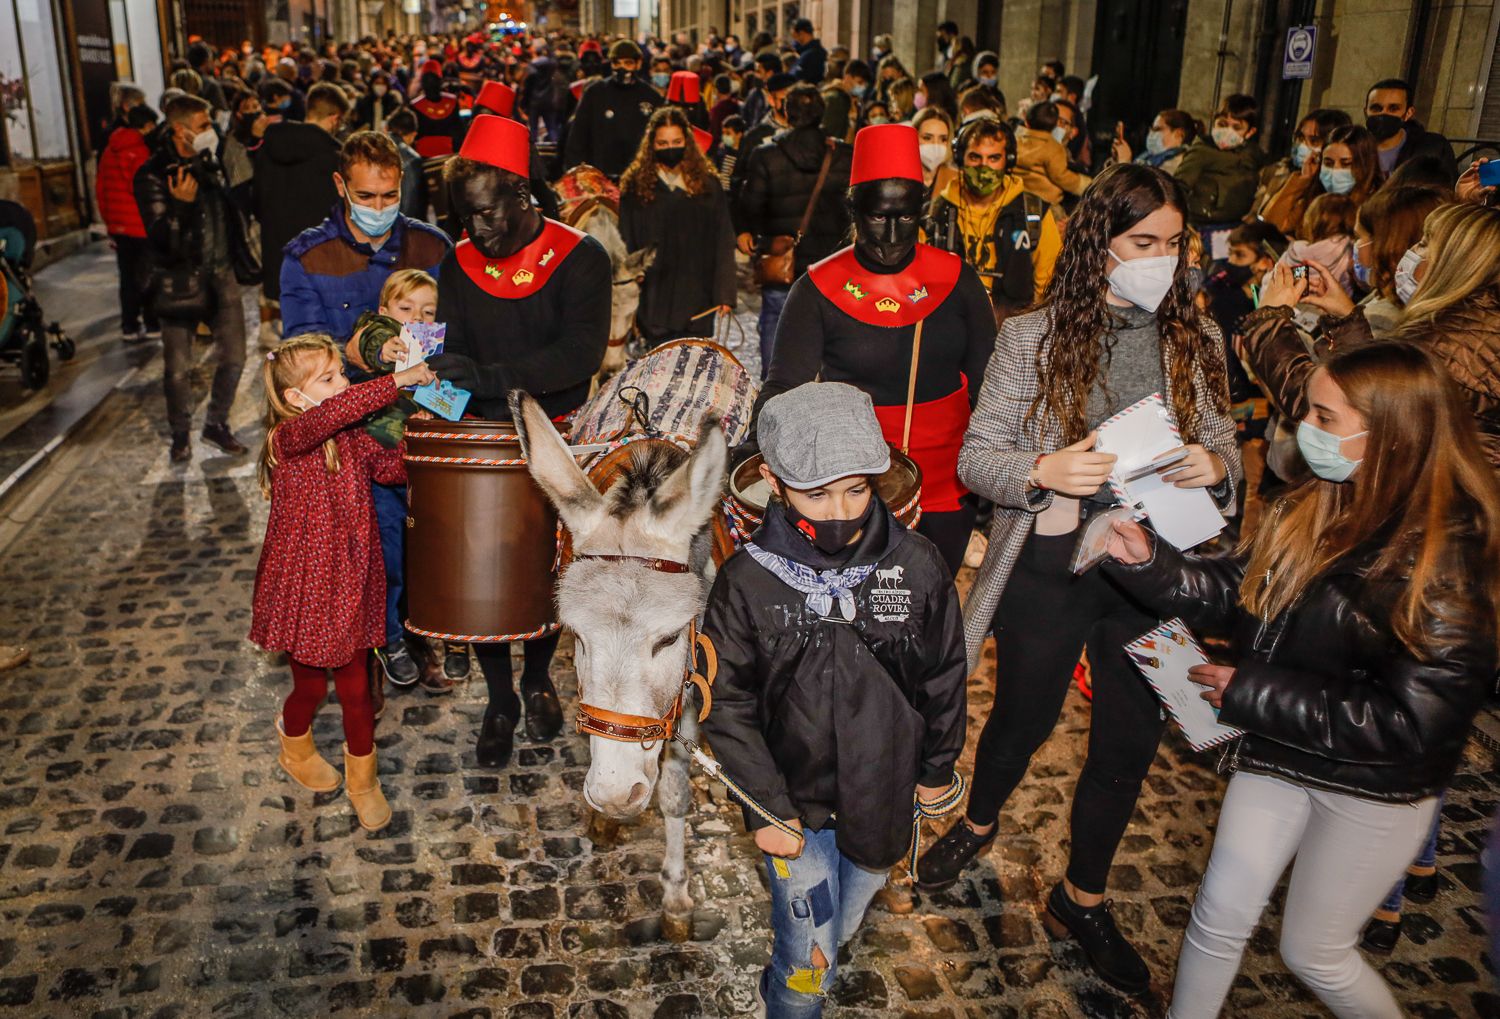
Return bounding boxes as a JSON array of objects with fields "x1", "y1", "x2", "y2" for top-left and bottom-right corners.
[
  {"x1": 907, "y1": 285, "x2": 929, "y2": 304},
  {"x1": 842, "y1": 280, "x2": 866, "y2": 301},
  {"x1": 538, "y1": 247, "x2": 556, "y2": 267},
  {"x1": 484, "y1": 264, "x2": 502, "y2": 280},
  {"x1": 511, "y1": 268, "x2": 535, "y2": 286},
  {"x1": 875, "y1": 297, "x2": 901, "y2": 314}
]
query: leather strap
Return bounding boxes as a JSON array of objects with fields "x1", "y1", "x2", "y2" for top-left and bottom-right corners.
[
  {"x1": 576, "y1": 697, "x2": 682, "y2": 745},
  {"x1": 902, "y1": 318, "x2": 924, "y2": 455},
  {"x1": 794, "y1": 139, "x2": 836, "y2": 243},
  {"x1": 573, "y1": 553, "x2": 691, "y2": 574}
]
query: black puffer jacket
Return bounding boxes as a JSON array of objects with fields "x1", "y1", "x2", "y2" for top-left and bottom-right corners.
[
  {"x1": 735, "y1": 126, "x2": 853, "y2": 278},
  {"x1": 135, "y1": 145, "x2": 257, "y2": 280},
  {"x1": 699, "y1": 499, "x2": 967, "y2": 869},
  {"x1": 1106, "y1": 526, "x2": 1495, "y2": 802}
]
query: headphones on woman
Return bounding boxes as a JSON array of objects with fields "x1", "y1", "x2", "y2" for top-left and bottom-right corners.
[{"x1": 953, "y1": 115, "x2": 1018, "y2": 172}]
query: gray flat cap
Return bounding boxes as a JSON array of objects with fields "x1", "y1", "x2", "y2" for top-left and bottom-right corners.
[{"x1": 758, "y1": 382, "x2": 891, "y2": 489}]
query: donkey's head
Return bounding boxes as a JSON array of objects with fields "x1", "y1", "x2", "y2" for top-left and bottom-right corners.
[{"x1": 514, "y1": 393, "x2": 725, "y2": 818}]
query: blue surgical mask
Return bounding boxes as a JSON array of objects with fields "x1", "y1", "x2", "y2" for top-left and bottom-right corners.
[
  {"x1": 652, "y1": 72, "x2": 671, "y2": 89},
  {"x1": 1145, "y1": 130, "x2": 1167, "y2": 156},
  {"x1": 1296, "y1": 420, "x2": 1367, "y2": 482},
  {"x1": 1319, "y1": 167, "x2": 1356, "y2": 195},
  {"x1": 1291, "y1": 142, "x2": 1313, "y2": 169},
  {"x1": 1394, "y1": 245, "x2": 1424, "y2": 304},
  {"x1": 1352, "y1": 254, "x2": 1371, "y2": 288},
  {"x1": 979, "y1": 76, "x2": 997, "y2": 88},
  {"x1": 348, "y1": 197, "x2": 399, "y2": 237},
  {"x1": 851, "y1": 83, "x2": 868, "y2": 98}
]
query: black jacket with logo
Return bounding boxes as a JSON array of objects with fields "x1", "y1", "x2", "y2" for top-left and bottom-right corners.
[
  {"x1": 699, "y1": 499, "x2": 968, "y2": 869},
  {"x1": 562, "y1": 76, "x2": 662, "y2": 179}
]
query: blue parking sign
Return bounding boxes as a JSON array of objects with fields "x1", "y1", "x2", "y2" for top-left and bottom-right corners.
[{"x1": 1283, "y1": 25, "x2": 1316, "y2": 80}]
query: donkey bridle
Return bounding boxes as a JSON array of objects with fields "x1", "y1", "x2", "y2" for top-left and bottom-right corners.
[{"x1": 570, "y1": 553, "x2": 717, "y2": 749}]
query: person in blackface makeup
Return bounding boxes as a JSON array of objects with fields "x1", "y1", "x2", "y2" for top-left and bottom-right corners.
[
  {"x1": 426, "y1": 115, "x2": 612, "y2": 771},
  {"x1": 750, "y1": 123, "x2": 995, "y2": 577}
]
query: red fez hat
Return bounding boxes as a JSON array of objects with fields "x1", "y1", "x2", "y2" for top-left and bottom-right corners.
[
  {"x1": 850, "y1": 123, "x2": 924, "y2": 185},
  {"x1": 419, "y1": 59, "x2": 443, "y2": 77},
  {"x1": 476, "y1": 80, "x2": 516, "y2": 117},
  {"x1": 459, "y1": 115, "x2": 530, "y2": 178},
  {"x1": 691, "y1": 126, "x2": 713, "y2": 155},
  {"x1": 666, "y1": 70, "x2": 700, "y2": 104},
  {"x1": 580, "y1": 39, "x2": 603, "y2": 55}
]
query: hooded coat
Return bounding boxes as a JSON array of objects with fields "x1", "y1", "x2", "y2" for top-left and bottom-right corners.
[
  {"x1": 734, "y1": 125, "x2": 854, "y2": 276},
  {"x1": 254, "y1": 120, "x2": 342, "y2": 300},
  {"x1": 699, "y1": 499, "x2": 968, "y2": 869}
]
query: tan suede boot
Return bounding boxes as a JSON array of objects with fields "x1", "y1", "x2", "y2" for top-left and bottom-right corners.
[
  {"x1": 276, "y1": 717, "x2": 342, "y2": 792},
  {"x1": 343, "y1": 744, "x2": 391, "y2": 831}
]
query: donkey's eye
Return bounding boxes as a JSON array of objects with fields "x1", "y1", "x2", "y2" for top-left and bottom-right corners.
[{"x1": 651, "y1": 633, "x2": 681, "y2": 656}]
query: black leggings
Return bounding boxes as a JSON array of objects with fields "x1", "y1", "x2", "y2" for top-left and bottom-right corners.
[
  {"x1": 965, "y1": 529, "x2": 1166, "y2": 895},
  {"x1": 473, "y1": 632, "x2": 562, "y2": 720},
  {"x1": 917, "y1": 501, "x2": 978, "y2": 578}
]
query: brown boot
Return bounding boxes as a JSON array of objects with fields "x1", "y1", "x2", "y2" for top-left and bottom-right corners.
[
  {"x1": 343, "y1": 744, "x2": 391, "y2": 832},
  {"x1": 276, "y1": 717, "x2": 341, "y2": 792}
]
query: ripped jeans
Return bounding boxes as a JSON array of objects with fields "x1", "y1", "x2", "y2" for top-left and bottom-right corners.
[{"x1": 761, "y1": 826, "x2": 889, "y2": 1018}]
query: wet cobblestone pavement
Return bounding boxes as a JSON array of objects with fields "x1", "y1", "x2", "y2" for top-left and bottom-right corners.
[{"x1": 0, "y1": 337, "x2": 1496, "y2": 1018}]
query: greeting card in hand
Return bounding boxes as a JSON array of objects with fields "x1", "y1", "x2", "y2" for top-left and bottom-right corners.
[
  {"x1": 1096, "y1": 393, "x2": 1225, "y2": 551},
  {"x1": 397, "y1": 322, "x2": 446, "y2": 373},
  {"x1": 412, "y1": 379, "x2": 471, "y2": 421},
  {"x1": 1071, "y1": 505, "x2": 1147, "y2": 575},
  {"x1": 1124, "y1": 618, "x2": 1243, "y2": 752}
]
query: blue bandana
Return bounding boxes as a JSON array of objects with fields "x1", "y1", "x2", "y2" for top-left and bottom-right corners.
[{"x1": 744, "y1": 542, "x2": 877, "y2": 621}]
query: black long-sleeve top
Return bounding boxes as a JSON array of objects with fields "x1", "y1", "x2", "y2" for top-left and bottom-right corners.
[
  {"x1": 620, "y1": 177, "x2": 738, "y2": 342},
  {"x1": 753, "y1": 248, "x2": 996, "y2": 422},
  {"x1": 436, "y1": 233, "x2": 612, "y2": 420}
]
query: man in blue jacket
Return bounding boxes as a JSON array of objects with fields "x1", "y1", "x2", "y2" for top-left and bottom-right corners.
[{"x1": 280, "y1": 130, "x2": 451, "y2": 689}]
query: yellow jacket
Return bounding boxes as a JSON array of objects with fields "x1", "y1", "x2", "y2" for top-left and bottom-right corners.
[
  {"x1": 1014, "y1": 127, "x2": 1092, "y2": 206},
  {"x1": 930, "y1": 173, "x2": 1062, "y2": 298}
]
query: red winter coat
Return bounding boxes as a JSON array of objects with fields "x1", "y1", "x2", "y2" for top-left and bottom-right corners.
[
  {"x1": 96, "y1": 127, "x2": 150, "y2": 238},
  {"x1": 250, "y1": 376, "x2": 406, "y2": 667}
]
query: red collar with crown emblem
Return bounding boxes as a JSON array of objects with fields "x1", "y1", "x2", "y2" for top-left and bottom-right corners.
[
  {"x1": 455, "y1": 219, "x2": 585, "y2": 299},
  {"x1": 806, "y1": 244, "x2": 962, "y2": 327},
  {"x1": 413, "y1": 95, "x2": 458, "y2": 119}
]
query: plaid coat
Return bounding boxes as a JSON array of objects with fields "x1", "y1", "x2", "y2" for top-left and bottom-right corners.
[{"x1": 958, "y1": 306, "x2": 1243, "y2": 672}]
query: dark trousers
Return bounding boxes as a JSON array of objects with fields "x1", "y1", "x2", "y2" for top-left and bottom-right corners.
[
  {"x1": 916, "y1": 500, "x2": 978, "y2": 578},
  {"x1": 160, "y1": 270, "x2": 245, "y2": 435},
  {"x1": 372, "y1": 482, "x2": 406, "y2": 644},
  {"x1": 475, "y1": 632, "x2": 563, "y2": 719},
  {"x1": 112, "y1": 234, "x2": 157, "y2": 334},
  {"x1": 965, "y1": 528, "x2": 1165, "y2": 895}
]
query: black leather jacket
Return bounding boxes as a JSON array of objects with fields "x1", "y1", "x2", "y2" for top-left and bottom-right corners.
[
  {"x1": 135, "y1": 144, "x2": 257, "y2": 282},
  {"x1": 1106, "y1": 524, "x2": 1494, "y2": 802}
]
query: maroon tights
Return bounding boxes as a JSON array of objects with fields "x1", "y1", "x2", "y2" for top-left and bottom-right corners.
[{"x1": 282, "y1": 656, "x2": 374, "y2": 756}]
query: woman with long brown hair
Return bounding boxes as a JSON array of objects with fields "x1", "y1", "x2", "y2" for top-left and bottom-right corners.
[
  {"x1": 916, "y1": 162, "x2": 1241, "y2": 992},
  {"x1": 1102, "y1": 342, "x2": 1500, "y2": 1017},
  {"x1": 619, "y1": 105, "x2": 737, "y2": 346},
  {"x1": 1260, "y1": 124, "x2": 1383, "y2": 238}
]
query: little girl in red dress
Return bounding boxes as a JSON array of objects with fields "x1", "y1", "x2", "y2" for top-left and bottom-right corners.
[{"x1": 251, "y1": 334, "x2": 435, "y2": 831}]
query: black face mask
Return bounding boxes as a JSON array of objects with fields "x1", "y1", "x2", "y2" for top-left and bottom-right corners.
[
  {"x1": 614, "y1": 66, "x2": 636, "y2": 85},
  {"x1": 655, "y1": 145, "x2": 686, "y2": 168},
  {"x1": 1218, "y1": 262, "x2": 1253, "y2": 288},
  {"x1": 782, "y1": 496, "x2": 874, "y2": 556},
  {"x1": 1366, "y1": 113, "x2": 1404, "y2": 141}
]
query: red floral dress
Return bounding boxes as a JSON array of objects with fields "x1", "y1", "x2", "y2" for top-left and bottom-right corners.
[{"x1": 250, "y1": 376, "x2": 406, "y2": 668}]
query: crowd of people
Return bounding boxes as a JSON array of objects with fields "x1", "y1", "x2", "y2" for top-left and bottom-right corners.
[{"x1": 74, "y1": 15, "x2": 1500, "y2": 1019}]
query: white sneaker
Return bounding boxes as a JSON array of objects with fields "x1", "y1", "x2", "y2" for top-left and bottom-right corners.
[{"x1": 963, "y1": 530, "x2": 989, "y2": 570}]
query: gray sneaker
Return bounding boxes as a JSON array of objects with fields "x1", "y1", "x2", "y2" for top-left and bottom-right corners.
[{"x1": 376, "y1": 638, "x2": 420, "y2": 687}]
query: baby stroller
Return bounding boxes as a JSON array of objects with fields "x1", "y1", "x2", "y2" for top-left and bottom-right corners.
[{"x1": 0, "y1": 200, "x2": 73, "y2": 390}]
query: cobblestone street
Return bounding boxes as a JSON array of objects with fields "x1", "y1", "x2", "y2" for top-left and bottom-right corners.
[{"x1": 0, "y1": 321, "x2": 1495, "y2": 1019}]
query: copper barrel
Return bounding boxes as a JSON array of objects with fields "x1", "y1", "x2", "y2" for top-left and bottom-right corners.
[{"x1": 403, "y1": 419, "x2": 559, "y2": 642}]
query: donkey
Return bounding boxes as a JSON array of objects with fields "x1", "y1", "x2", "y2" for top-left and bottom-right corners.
[{"x1": 513, "y1": 392, "x2": 726, "y2": 940}]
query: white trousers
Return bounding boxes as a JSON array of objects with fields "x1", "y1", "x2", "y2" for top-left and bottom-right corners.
[{"x1": 1168, "y1": 770, "x2": 1439, "y2": 1019}]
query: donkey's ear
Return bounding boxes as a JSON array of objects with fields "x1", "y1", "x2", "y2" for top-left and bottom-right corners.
[
  {"x1": 512, "y1": 391, "x2": 605, "y2": 534},
  {"x1": 650, "y1": 417, "x2": 727, "y2": 537}
]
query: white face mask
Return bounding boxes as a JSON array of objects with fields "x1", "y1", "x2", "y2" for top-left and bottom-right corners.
[
  {"x1": 1107, "y1": 250, "x2": 1177, "y2": 312},
  {"x1": 1211, "y1": 125, "x2": 1243, "y2": 150},
  {"x1": 918, "y1": 142, "x2": 948, "y2": 170},
  {"x1": 1051, "y1": 126, "x2": 1069, "y2": 144},
  {"x1": 1394, "y1": 245, "x2": 1424, "y2": 304},
  {"x1": 191, "y1": 127, "x2": 217, "y2": 155},
  {"x1": 293, "y1": 387, "x2": 323, "y2": 409}
]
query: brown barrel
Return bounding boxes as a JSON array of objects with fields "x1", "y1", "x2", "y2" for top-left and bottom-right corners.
[{"x1": 403, "y1": 419, "x2": 559, "y2": 642}]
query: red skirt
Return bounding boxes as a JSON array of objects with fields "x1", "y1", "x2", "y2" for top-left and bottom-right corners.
[{"x1": 873, "y1": 378, "x2": 971, "y2": 514}]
